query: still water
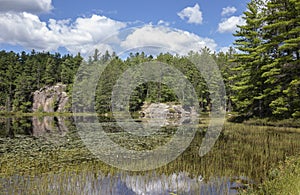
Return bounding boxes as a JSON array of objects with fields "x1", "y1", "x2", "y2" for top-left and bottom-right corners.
[{"x1": 0, "y1": 116, "x2": 299, "y2": 194}]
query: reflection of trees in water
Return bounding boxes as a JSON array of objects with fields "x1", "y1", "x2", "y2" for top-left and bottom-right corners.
[
  {"x1": 6, "y1": 118, "x2": 13, "y2": 138},
  {"x1": 0, "y1": 116, "x2": 71, "y2": 144},
  {"x1": 30, "y1": 116, "x2": 70, "y2": 145},
  {"x1": 0, "y1": 117, "x2": 33, "y2": 137},
  {"x1": 32, "y1": 116, "x2": 69, "y2": 137}
]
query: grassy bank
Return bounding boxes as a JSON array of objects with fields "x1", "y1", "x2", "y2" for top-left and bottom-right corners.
[
  {"x1": 244, "y1": 155, "x2": 300, "y2": 195},
  {"x1": 227, "y1": 114, "x2": 300, "y2": 128},
  {"x1": 244, "y1": 118, "x2": 300, "y2": 128}
]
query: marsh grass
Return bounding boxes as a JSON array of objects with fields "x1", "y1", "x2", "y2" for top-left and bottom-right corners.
[
  {"x1": 244, "y1": 118, "x2": 300, "y2": 128},
  {"x1": 0, "y1": 117, "x2": 300, "y2": 194},
  {"x1": 242, "y1": 155, "x2": 300, "y2": 195}
]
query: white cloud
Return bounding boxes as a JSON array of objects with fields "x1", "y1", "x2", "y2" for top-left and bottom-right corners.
[
  {"x1": 120, "y1": 25, "x2": 217, "y2": 55},
  {"x1": 177, "y1": 4, "x2": 203, "y2": 24},
  {"x1": 157, "y1": 20, "x2": 170, "y2": 26},
  {"x1": 49, "y1": 14, "x2": 126, "y2": 45},
  {"x1": 221, "y1": 6, "x2": 237, "y2": 16},
  {"x1": 0, "y1": 0, "x2": 53, "y2": 13},
  {"x1": 0, "y1": 12, "x2": 57, "y2": 50},
  {"x1": 217, "y1": 15, "x2": 245, "y2": 33},
  {"x1": 66, "y1": 43, "x2": 114, "y2": 58},
  {"x1": 0, "y1": 11, "x2": 215, "y2": 56},
  {"x1": 0, "y1": 12, "x2": 126, "y2": 55},
  {"x1": 218, "y1": 46, "x2": 231, "y2": 53},
  {"x1": 0, "y1": 5, "x2": 218, "y2": 57}
]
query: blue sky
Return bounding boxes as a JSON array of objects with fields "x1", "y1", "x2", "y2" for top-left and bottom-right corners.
[{"x1": 0, "y1": 0, "x2": 250, "y2": 56}]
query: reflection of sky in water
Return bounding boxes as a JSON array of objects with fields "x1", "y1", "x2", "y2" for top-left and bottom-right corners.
[{"x1": 1, "y1": 171, "x2": 245, "y2": 194}]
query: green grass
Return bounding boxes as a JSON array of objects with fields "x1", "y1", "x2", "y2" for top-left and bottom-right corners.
[
  {"x1": 243, "y1": 155, "x2": 300, "y2": 195},
  {"x1": 244, "y1": 118, "x2": 300, "y2": 128}
]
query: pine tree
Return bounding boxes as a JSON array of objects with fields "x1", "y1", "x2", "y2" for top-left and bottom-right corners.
[
  {"x1": 13, "y1": 72, "x2": 33, "y2": 112},
  {"x1": 43, "y1": 57, "x2": 56, "y2": 85},
  {"x1": 231, "y1": 0, "x2": 266, "y2": 117},
  {"x1": 261, "y1": 0, "x2": 300, "y2": 118}
]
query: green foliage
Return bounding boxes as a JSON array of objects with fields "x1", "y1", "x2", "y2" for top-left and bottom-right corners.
[
  {"x1": 0, "y1": 50, "x2": 83, "y2": 112},
  {"x1": 94, "y1": 51, "x2": 220, "y2": 114},
  {"x1": 0, "y1": 45, "x2": 233, "y2": 115},
  {"x1": 244, "y1": 156, "x2": 300, "y2": 195},
  {"x1": 231, "y1": 0, "x2": 300, "y2": 119}
]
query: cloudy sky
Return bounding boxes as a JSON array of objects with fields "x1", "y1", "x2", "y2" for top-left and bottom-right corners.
[{"x1": 0, "y1": 0, "x2": 249, "y2": 56}]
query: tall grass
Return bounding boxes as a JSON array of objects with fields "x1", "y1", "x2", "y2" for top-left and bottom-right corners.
[
  {"x1": 0, "y1": 117, "x2": 300, "y2": 194},
  {"x1": 243, "y1": 155, "x2": 300, "y2": 195}
]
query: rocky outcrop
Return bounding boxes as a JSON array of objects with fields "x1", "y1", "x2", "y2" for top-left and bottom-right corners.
[
  {"x1": 140, "y1": 103, "x2": 196, "y2": 118},
  {"x1": 139, "y1": 103, "x2": 197, "y2": 126},
  {"x1": 32, "y1": 83, "x2": 69, "y2": 112}
]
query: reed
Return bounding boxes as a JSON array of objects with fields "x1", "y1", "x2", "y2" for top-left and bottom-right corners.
[{"x1": 0, "y1": 117, "x2": 299, "y2": 194}]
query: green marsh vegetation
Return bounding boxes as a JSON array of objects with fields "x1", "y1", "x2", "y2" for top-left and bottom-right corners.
[
  {"x1": 0, "y1": 117, "x2": 300, "y2": 194},
  {"x1": 242, "y1": 156, "x2": 300, "y2": 195}
]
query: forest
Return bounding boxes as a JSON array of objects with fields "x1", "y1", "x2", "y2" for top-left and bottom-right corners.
[{"x1": 0, "y1": 0, "x2": 299, "y2": 120}]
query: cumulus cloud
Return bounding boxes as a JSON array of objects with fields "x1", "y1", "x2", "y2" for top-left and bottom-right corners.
[
  {"x1": 0, "y1": 0, "x2": 53, "y2": 13},
  {"x1": 217, "y1": 15, "x2": 245, "y2": 33},
  {"x1": 157, "y1": 20, "x2": 170, "y2": 26},
  {"x1": 120, "y1": 25, "x2": 217, "y2": 55},
  {"x1": 0, "y1": 12, "x2": 57, "y2": 50},
  {"x1": 49, "y1": 14, "x2": 126, "y2": 45},
  {"x1": 66, "y1": 43, "x2": 114, "y2": 58},
  {"x1": 177, "y1": 4, "x2": 203, "y2": 24},
  {"x1": 221, "y1": 6, "x2": 237, "y2": 16},
  {"x1": 0, "y1": 11, "x2": 217, "y2": 56},
  {"x1": 0, "y1": 12, "x2": 126, "y2": 55},
  {"x1": 218, "y1": 46, "x2": 231, "y2": 53},
  {"x1": 0, "y1": 2, "x2": 218, "y2": 57}
]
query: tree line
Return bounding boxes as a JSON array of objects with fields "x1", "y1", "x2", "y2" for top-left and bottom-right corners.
[
  {"x1": 0, "y1": 48, "x2": 230, "y2": 114},
  {"x1": 0, "y1": 50, "x2": 83, "y2": 112},
  {"x1": 0, "y1": 0, "x2": 299, "y2": 120}
]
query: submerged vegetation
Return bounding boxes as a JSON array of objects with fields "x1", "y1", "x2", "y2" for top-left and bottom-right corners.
[{"x1": 0, "y1": 117, "x2": 300, "y2": 193}]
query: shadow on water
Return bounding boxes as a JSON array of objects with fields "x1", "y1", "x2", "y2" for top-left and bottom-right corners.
[{"x1": 0, "y1": 116, "x2": 299, "y2": 194}]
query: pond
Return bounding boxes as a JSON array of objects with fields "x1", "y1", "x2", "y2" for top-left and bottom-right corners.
[{"x1": 0, "y1": 116, "x2": 299, "y2": 194}]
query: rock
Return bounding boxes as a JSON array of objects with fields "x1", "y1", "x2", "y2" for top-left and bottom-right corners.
[
  {"x1": 140, "y1": 103, "x2": 196, "y2": 119},
  {"x1": 32, "y1": 83, "x2": 69, "y2": 112},
  {"x1": 139, "y1": 103, "x2": 198, "y2": 126}
]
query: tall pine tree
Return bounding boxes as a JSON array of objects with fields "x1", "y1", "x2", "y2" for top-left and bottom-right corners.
[{"x1": 231, "y1": 0, "x2": 266, "y2": 117}]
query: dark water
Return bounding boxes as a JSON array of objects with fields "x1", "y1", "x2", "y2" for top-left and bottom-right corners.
[{"x1": 0, "y1": 116, "x2": 299, "y2": 194}]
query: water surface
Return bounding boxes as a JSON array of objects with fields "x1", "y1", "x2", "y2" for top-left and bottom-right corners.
[{"x1": 0, "y1": 116, "x2": 299, "y2": 194}]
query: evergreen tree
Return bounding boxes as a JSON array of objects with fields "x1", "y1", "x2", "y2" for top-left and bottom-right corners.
[
  {"x1": 231, "y1": 0, "x2": 266, "y2": 117},
  {"x1": 231, "y1": 0, "x2": 300, "y2": 119},
  {"x1": 261, "y1": 0, "x2": 300, "y2": 118},
  {"x1": 43, "y1": 57, "x2": 57, "y2": 85}
]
